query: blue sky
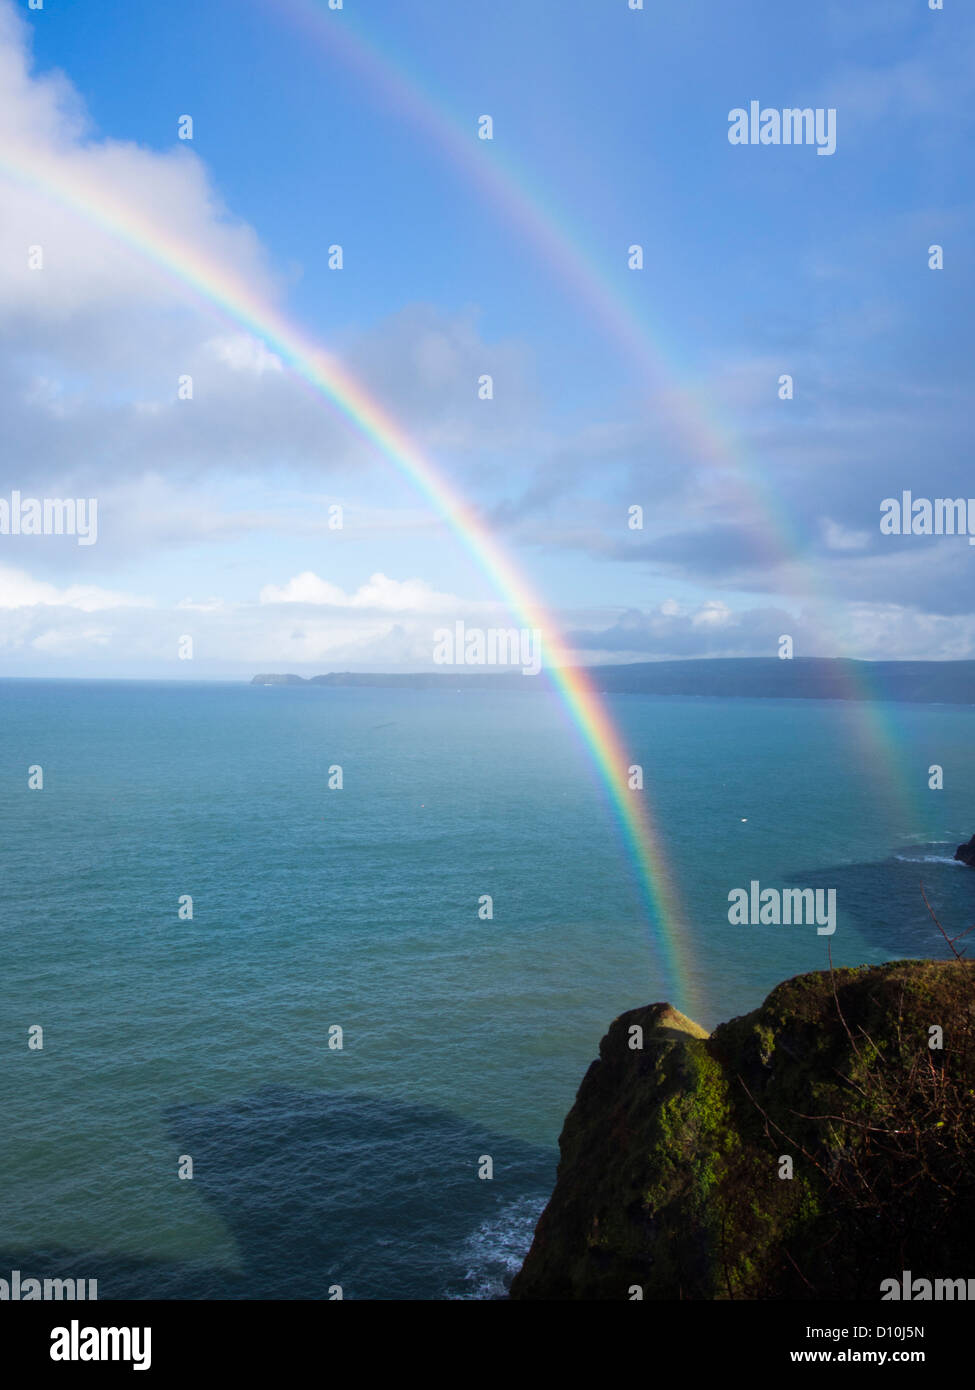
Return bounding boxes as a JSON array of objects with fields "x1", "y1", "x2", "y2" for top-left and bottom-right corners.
[{"x1": 0, "y1": 0, "x2": 972, "y2": 675}]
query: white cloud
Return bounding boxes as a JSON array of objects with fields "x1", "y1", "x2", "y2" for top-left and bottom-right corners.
[
  {"x1": 0, "y1": 2, "x2": 537, "y2": 510},
  {"x1": 691, "y1": 600, "x2": 733, "y2": 629},
  {"x1": 0, "y1": 562, "x2": 502, "y2": 674},
  {"x1": 821, "y1": 518, "x2": 871, "y2": 552},
  {"x1": 30, "y1": 625, "x2": 113, "y2": 654},
  {"x1": 209, "y1": 335, "x2": 284, "y2": 375},
  {"x1": 0, "y1": 3, "x2": 275, "y2": 331},
  {"x1": 0, "y1": 563, "x2": 145, "y2": 612},
  {"x1": 259, "y1": 570, "x2": 474, "y2": 613}
]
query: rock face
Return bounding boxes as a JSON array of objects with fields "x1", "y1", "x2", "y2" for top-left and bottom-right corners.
[
  {"x1": 955, "y1": 834, "x2": 975, "y2": 867},
  {"x1": 510, "y1": 961, "x2": 975, "y2": 1300}
]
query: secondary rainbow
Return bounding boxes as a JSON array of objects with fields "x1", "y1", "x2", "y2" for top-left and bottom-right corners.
[
  {"x1": 0, "y1": 136, "x2": 699, "y2": 1015},
  {"x1": 278, "y1": 0, "x2": 922, "y2": 829}
]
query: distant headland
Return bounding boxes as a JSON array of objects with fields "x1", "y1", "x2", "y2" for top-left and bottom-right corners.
[{"x1": 252, "y1": 657, "x2": 975, "y2": 705}]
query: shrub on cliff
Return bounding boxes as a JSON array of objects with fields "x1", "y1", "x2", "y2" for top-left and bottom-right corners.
[{"x1": 511, "y1": 958, "x2": 975, "y2": 1300}]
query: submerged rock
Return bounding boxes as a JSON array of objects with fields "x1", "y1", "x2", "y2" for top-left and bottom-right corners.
[
  {"x1": 955, "y1": 834, "x2": 975, "y2": 867},
  {"x1": 510, "y1": 960, "x2": 975, "y2": 1300}
]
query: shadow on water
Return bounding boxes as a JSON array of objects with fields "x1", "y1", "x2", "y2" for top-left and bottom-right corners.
[
  {"x1": 1, "y1": 1088, "x2": 556, "y2": 1300},
  {"x1": 14, "y1": 859, "x2": 967, "y2": 1301},
  {"x1": 785, "y1": 845, "x2": 974, "y2": 958}
]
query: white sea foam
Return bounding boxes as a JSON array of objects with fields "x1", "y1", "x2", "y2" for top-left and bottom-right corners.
[{"x1": 447, "y1": 1195, "x2": 547, "y2": 1300}]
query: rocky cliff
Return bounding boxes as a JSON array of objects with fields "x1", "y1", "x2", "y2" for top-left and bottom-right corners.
[{"x1": 510, "y1": 960, "x2": 975, "y2": 1300}]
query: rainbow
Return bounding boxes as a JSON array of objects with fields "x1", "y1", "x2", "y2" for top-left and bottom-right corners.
[
  {"x1": 0, "y1": 134, "x2": 700, "y2": 1014},
  {"x1": 276, "y1": 0, "x2": 923, "y2": 830}
]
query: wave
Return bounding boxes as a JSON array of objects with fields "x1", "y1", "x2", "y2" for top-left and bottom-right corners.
[
  {"x1": 445, "y1": 1195, "x2": 546, "y2": 1300},
  {"x1": 894, "y1": 854, "x2": 964, "y2": 865}
]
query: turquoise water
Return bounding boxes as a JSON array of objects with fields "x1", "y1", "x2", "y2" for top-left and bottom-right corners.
[{"x1": 1, "y1": 679, "x2": 973, "y2": 1298}]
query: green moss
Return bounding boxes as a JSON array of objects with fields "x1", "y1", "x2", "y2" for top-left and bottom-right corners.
[
  {"x1": 754, "y1": 1022, "x2": 776, "y2": 1064},
  {"x1": 511, "y1": 959, "x2": 975, "y2": 1301}
]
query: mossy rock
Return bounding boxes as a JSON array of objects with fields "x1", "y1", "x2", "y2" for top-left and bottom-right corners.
[{"x1": 510, "y1": 960, "x2": 975, "y2": 1300}]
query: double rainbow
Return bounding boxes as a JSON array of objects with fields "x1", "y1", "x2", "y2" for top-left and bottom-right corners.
[{"x1": 277, "y1": 0, "x2": 922, "y2": 827}]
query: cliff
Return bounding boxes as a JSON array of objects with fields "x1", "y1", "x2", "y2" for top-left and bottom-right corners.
[{"x1": 510, "y1": 960, "x2": 975, "y2": 1300}]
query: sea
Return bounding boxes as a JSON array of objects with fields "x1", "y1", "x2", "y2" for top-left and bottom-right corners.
[{"x1": 1, "y1": 677, "x2": 973, "y2": 1300}]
